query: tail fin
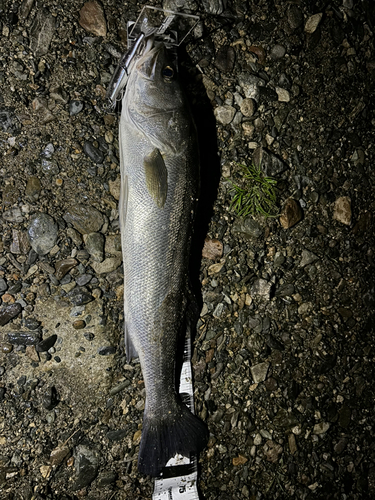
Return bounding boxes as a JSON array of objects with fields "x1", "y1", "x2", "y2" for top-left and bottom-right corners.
[{"x1": 138, "y1": 400, "x2": 208, "y2": 476}]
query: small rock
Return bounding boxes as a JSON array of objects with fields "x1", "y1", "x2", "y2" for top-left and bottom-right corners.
[
  {"x1": 50, "y1": 444, "x2": 70, "y2": 466},
  {"x1": 83, "y1": 141, "x2": 104, "y2": 164},
  {"x1": 214, "y1": 105, "x2": 236, "y2": 125},
  {"x1": 287, "y1": 5, "x2": 303, "y2": 29},
  {"x1": 43, "y1": 386, "x2": 59, "y2": 410},
  {"x1": 73, "y1": 320, "x2": 86, "y2": 330},
  {"x1": 305, "y1": 13, "x2": 323, "y2": 34},
  {"x1": 36, "y1": 334, "x2": 57, "y2": 352},
  {"x1": 24, "y1": 317, "x2": 41, "y2": 330},
  {"x1": 40, "y1": 465, "x2": 52, "y2": 479},
  {"x1": 232, "y1": 218, "x2": 263, "y2": 239},
  {"x1": 32, "y1": 97, "x2": 55, "y2": 124},
  {"x1": 91, "y1": 257, "x2": 122, "y2": 274},
  {"x1": 202, "y1": 238, "x2": 223, "y2": 260},
  {"x1": 208, "y1": 261, "x2": 225, "y2": 275},
  {"x1": 253, "y1": 147, "x2": 287, "y2": 176},
  {"x1": 98, "y1": 346, "x2": 116, "y2": 356},
  {"x1": 106, "y1": 429, "x2": 127, "y2": 441},
  {"x1": 288, "y1": 434, "x2": 298, "y2": 454},
  {"x1": 7, "y1": 330, "x2": 42, "y2": 345},
  {"x1": 313, "y1": 422, "x2": 330, "y2": 435},
  {"x1": 84, "y1": 232, "x2": 105, "y2": 262},
  {"x1": 25, "y1": 176, "x2": 42, "y2": 201},
  {"x1": 64, "y1": 204, "x2": 105, "y2": 234},
  {"x1": 232, "y1": 455, "x2": 248, "y2": 466},
  {"x1": 79, "y1": 1, "x2": 107, "y2": 37},
  {"x1": 0, "y1": 279, "x2": 8, "y2": 292},
  {"x1": 1, "y1": 343, "x2": 13, "y2": 353},
  {"x1": 68, "y1": 287, "x2": 94, "y2": 306},
  {"x1": 0, "y1": 107, "x2": 19, "y2": 133},
  {"x1": 280, "y1": 199, "x2": 303, "y2": 228},
  {"x1": 108, "y1": 177, "x2": 121, "y2": 201},
  {"x1": 29, "y1": 8, "x2": 55, "y2": 57},
  {"x1": 69, "y1": 100, "x2": 84, "y2": 116},
  {"x1": 240, "y1": 98, "x2": 256, "y2": 117},
  {"x1": 264, "y1": 440, "x2": 283, "y2": 463},
  {"x1": 72, "y1": 444, "x2": 99, "y2": 490},
  {"x1": 275, "y1": 87, "x2": 290, "y2": 102},
  {"x1": 300, "y1": 250, "x2": 319, "y2": 267},
  {"x1": 10, "y1": 230, "x2": 30, "y2": 255},
  {"x1": 27, "y1": 213, "x2": 58, "y2": 255},
  {"x1": 214, "y1": 46, "x2": 235, "y2": 73},
  {"x1": 2, "y1": 207, "x2": 24, "y2": 223},
  {"x1": 250, "y1": 362, "x2": 269, "y2": 383},
  {"x1": 333, "y1": 196, "x2": 351, "y2": 225},
  {"x1": 0, "y1": 303, "x2": 22, "y2": 326},
  {"x1": 26, "y1": 345, "x2": 40, "y2": 362},
  {"x1": 55, "y1": 258, "x2": 78, "y2": 281},
  {"x1": 97, "y1": 471, "x2": 117, "y2": 487},
  {"x1": 270, "y1": 44, "x2": 286, "y2": 59},
  {"x1": 251, "y1": 279, "x2": 272, "y2": 301}
]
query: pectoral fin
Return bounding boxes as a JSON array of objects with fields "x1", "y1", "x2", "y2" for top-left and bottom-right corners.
[{"x1": 144, "y1": 148, "x2": 168, "y2": 208}]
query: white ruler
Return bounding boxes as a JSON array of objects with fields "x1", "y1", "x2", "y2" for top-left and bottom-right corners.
[{"x1": 152, "y1": 337, "x2": 200, "y2": 500}]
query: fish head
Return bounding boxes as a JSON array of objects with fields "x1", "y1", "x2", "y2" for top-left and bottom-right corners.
[{"x1": 124, "y1": 38, "x2": 193, "y2": 153}]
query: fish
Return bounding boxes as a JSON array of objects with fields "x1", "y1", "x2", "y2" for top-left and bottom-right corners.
[{"x1": 118, "y1": 37, "x2": 208, "y2": 476}]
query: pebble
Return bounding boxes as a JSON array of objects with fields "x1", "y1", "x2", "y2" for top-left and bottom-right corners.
[
  {"x1": 300, "y1": 250, "x2": 319, "y2": 267},
  {"x1": 108, "y1": 177, "x2": 121, "y2": 201},
  {"x1": 240, "y1": 98, "x2": 256, "y2": 118},
  {"x1": 0, "y1": 366, "x2": 5, "y2": 376},
  {"x1": 25, "y1": 176, "x2": 42, "y2": 201},
  {"x1": 214, "y1": 105, "x2": 236, "y2": 125},
  {"x1": 333, "y1": 196, "x2": 352, "y2": 225},
  {"x1": 1, "y1": 343, "x2": 13, "y2": 353},
  {"x1": 288, "y1": 433, "x2": 298, "y2": 454},
  {"x1": 0, "y1": 303, "x2": 22, "y2": 326},
  {"x1": 0, "y1": 278, "x2": 8, "y2": 292},
  {"x1": 69, "y1": 100, "x2": 84, "y2": 116},
  {"x1": 55, "y1": 258, "x2": 78, "y2": 281},
  {"x1": 270, "y1": 44, "x2": 286, "y2": 60},
  {"x1": 253, "y1": 147, "x2": 287, "y2": 177},
  {"x1": 29, "y1": 8, "x2": 55, "y2": 57},
  {"x1": 76, "y1": 274, "x2": 92, "y2": 286},
  {"x1": 79, "y1": 1, "x2": 107, "y2": 37},
  {"x1": 264, "y1": 440, "x2": 283, "y2": 463},
  {"x1": 98, "y1": 346, "x2": 116, "y2": 356},
  {"x1": 73, "y1": 320, "x2": 86, "y2": 330},
  {"x1": 50, "y1": 444, "x2": 70, "y2": 466},
  {"x1": 275, "y1": 87, "x2": 290, "y2": 102},
  {"x1": 106, "y1": 429, "x2": 127, "y2": 441},
  {"x1": 250, "y1": 362, "x2": 269, "y2": 383},
  {"x1": 279, "y1": 199, "x2": 303, "y2": 229},
  {"x1": 214, "y1": 46, "x2": 235, "y2": 73},
  {"x1": 32, "y1": 97, "x2": 55, "y2": 124},
  {"x1": 68, "y1": 287, "x2": 94, "y2": 306},
  {"x1": 305, "y1": 13, "x2": 323, "y2": 34},
  {"x1": 42, "y1": 386, "x2": 59, "y2": 411},
  {"x1": 202, "y1": 238, "x2": 223, "y2": 260},
  {"x1": 83, "y1": 232, "x2": 105, "y2": 262},
  {"x1": 232, "y1": 218, "x2": 263, "y2": 239},
  {"x1": 91, "y1": 257, "x2": 122, "y2": 274},
  {"x1": 97, "y1": 471, "x2": 117, "y2": 487},
  {"x1": 313, "y1": 422, "x2": 330, "y2": 435},
  {"x1": 83, "y1": 140, "x2": 104, "y2": 164},
  {"x1": 287, "y1": 5, "x2": 303, "y2": 30},
  {"x1": 232, "y1": 455, "x2": 248, "y2": 466},
  {"x1": 2, "y1": 207, "x2": 24, "y2": 223},
  {"x1": 7, "y1": 330, "x2": 42, "y2": 345},
  {"x1": 27, "y1": 213, "x2": 58, "y2": 255},
  {"x1": 251, "y1": 279, "x2": 272, "y2": 301},
  {"x1": 64, "y1": 204, "x2": 105, "y2": 234},
  {"x1": 36, "y1": 334, "x2": 57, "y2": 352}
]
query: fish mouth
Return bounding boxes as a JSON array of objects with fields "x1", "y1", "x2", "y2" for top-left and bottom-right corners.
[{"x1": 136, "y1": 39, "x2": 164, "y2": 81}]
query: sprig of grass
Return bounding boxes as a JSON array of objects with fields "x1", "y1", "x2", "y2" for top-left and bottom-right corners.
[{"x1": 229, "y1": 163, "x2": 279, "y2": 217}]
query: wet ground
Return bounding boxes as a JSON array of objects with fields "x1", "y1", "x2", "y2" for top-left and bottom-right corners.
[{"x1": 0, "y1": 0, "x2": 374, "y2": 499}]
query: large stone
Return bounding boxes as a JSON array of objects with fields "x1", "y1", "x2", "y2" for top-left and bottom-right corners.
[
  {"x1": 79, "y1": 1, "x2": 107, "y2": 37},
  {"x1": 29, "y1": 8, "x2": 55, "y2": 57},
  {"x1": 63, "y1": 204, "x2": 105, "y2": 234},
  {"x1": 72, "y1": 444, "x2": 99, "y2": 490}
]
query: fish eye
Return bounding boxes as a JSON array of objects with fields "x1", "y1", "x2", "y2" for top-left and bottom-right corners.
[{"x1": 162, "y1": 66, "x2": 174, "y2": 81}]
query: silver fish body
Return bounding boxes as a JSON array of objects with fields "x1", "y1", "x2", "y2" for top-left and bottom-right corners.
[{"x1": 119, "y1": 39, "x2": 208, "y2": 476}]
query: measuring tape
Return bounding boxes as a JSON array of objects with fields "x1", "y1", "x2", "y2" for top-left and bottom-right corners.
[{"x1": 152, "y1": 337, "x2": 200, "y2": 500}]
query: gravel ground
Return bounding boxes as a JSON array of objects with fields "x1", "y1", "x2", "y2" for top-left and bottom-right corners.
[{"x1": 1, "y1": 0, "x2": 375, "y2": 499}]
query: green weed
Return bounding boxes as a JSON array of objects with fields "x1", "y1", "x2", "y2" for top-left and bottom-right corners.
[{"x1": 230, "y1": 163, "x2": 279, "y2": 217}]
